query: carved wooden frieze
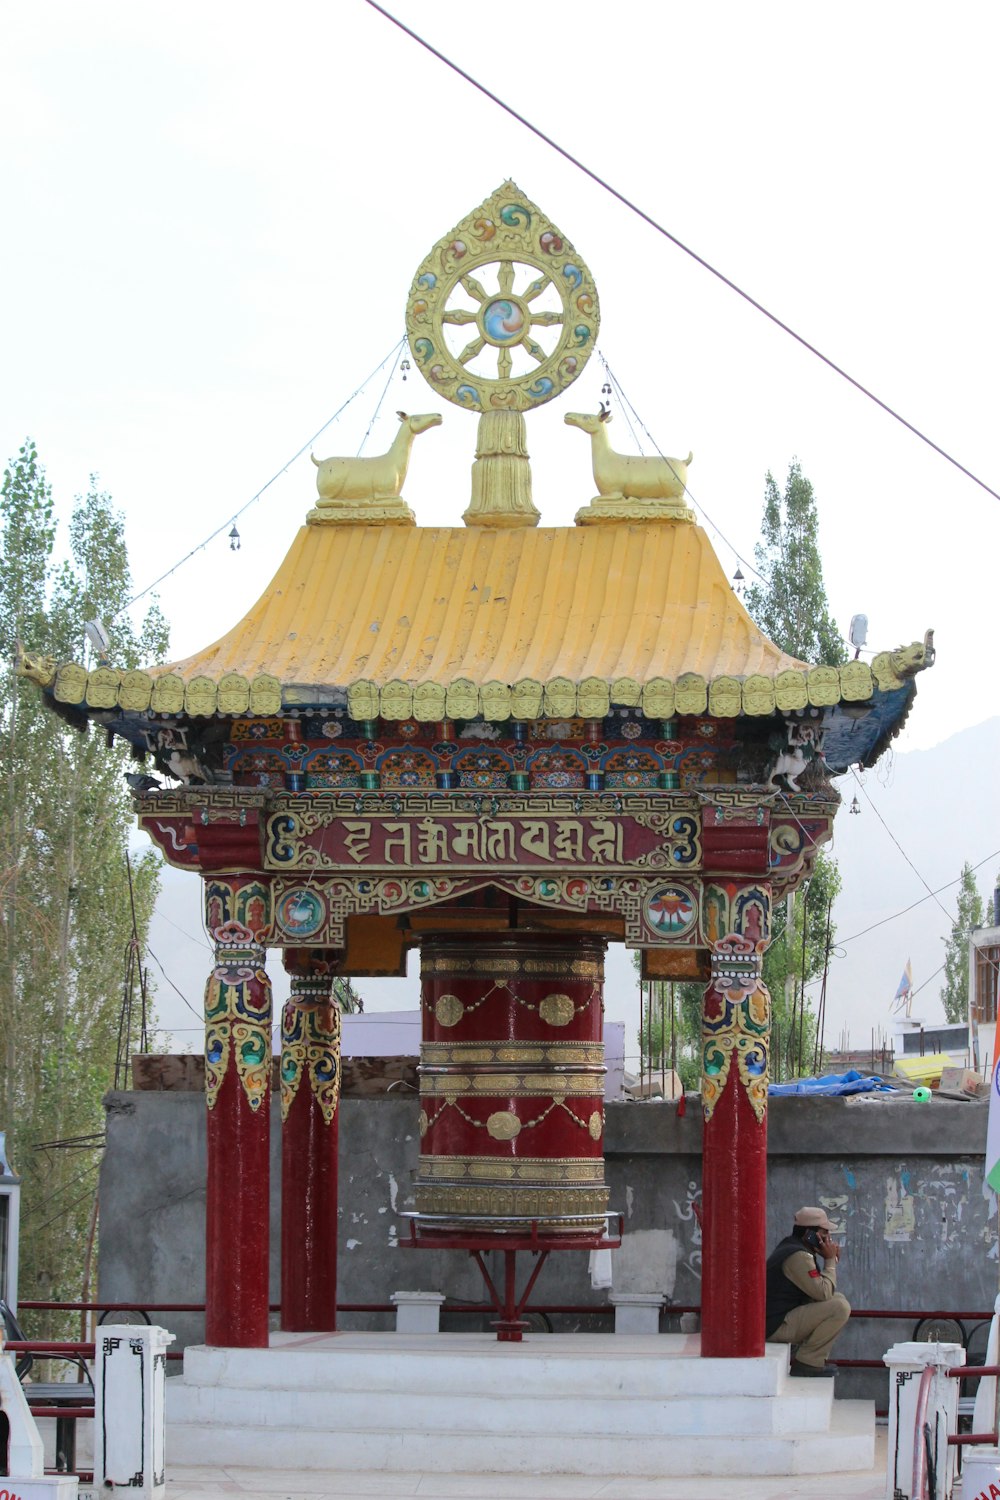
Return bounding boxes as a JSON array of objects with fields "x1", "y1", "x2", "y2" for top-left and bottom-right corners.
[{"x1": 262, "y1": 793, "x2": 702, "y2": 876}]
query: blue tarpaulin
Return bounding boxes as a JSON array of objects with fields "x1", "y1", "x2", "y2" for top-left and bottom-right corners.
[{"x1": 768, "y1": 1068, "x2": 897, "y2": 1097}]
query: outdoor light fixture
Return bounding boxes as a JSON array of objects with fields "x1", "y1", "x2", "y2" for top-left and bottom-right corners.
[
  {"x1": 229, "y1": 525, "x2": 241, "y2": 552},
  {"x1": 84, "y1": 617, "x2": 111, "y2": 660},
  {"x1": 849, "y1": 613, "x2": 869, "y2": 659}
]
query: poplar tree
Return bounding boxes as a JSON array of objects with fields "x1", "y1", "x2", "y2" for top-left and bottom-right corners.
[
  {"x1": 0, "y1": 440, "x2": 168, "y2": 1330},
  {"x1": 638, "y1": 465, "x2": 846, "y2": 1081},
  {"x1": 745, "y1": 459, "x2": 843, "y2": 1072},
  {"x1": 941, "y1": 863, "x2": 984, "y2": 1024},
  {"x1": 745, "y1": 460, "x2": 847, "y2": 668}
]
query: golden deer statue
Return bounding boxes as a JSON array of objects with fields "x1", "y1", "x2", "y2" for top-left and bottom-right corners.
[
  {"x1": 565, "y1": 406, "x2": 694, "y2": 524},
  {"x1": 308, "y1": 410, "x2": 442, "y2": 526}
]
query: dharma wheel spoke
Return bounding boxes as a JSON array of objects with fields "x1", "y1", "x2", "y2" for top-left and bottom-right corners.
[
  {"x1": 459, "y1": 274, "x2": 488, "y2": 303},
  {"x1": 523, "y1": 275, "x2": 551, "y2": 303},
  {"x1": 442, "y1": 309, "x2": 478, "y2": 325},
  {"x1": 529, "y1": 311, "x2": 564, "y2": 327},
  {"x1": 457, "y1": 335, "x2": 486, "y2": 365},
  {"x1": 497, "y1": 260, "x2": 515, "y2": 296},
  {"x1": 520, "y1": 336, "x2": 547, "y2": 364},
  {"x1": 497, "y1": 347, "x2": 513, "y2": 379}
]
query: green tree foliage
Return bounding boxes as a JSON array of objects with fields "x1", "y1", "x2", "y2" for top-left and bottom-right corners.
[
  {"x1": 0, "y1": 440, "x2": 168, "y2": 1328},
  {"x1": 742, "y1": 458, "x2": 842, "y2": 1073},
  {"x1": 636, "y1": 857, "x2": 841, "y2": 1085},
  {"x1": 637, "y1": 979, "x2": 703, "y2": 1091},
  {"x1": 941, "y1": 863, "x2": 984, "y2": 1024},
  {"x1": 764, "y1": 853, "x2": 841, "y2": 1076},
  {"x1": 744, "y1": 461, "x2": 847, "y2": 667}
]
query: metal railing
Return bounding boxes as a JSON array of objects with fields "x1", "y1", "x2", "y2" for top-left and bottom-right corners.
[
  {"x1": 18, "y1": 1295, "x2": 994, "y2": 1338},
  {"x1": 907, "y1": 1357, "x2": 1000, "y2": 1500}
]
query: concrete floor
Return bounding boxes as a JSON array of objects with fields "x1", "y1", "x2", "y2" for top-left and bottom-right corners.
[{"x1": 163, "y1": 1430, "x2": 888, "y2": 1500}]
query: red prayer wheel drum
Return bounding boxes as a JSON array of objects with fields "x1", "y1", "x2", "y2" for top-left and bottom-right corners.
[{"x1": 415, "y1": 934, "x2": 608, "y2": 1234}]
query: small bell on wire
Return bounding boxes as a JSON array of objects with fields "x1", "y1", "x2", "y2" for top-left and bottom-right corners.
[
  {"x1": 601, "y1": 381, "x2": 612, "y2": 399},
  {"x1": 401, "y1": 358, "x2": 411, "y2": 383},
  {"x1": 849, "y1": 795, "x2": 861, "y2": 815},
  {"x1": 229, "y1": 524, "x2": 241, "y2": 552},
  {"x1": 731, "y1": 566, "x2": 745, "y2": 597}
]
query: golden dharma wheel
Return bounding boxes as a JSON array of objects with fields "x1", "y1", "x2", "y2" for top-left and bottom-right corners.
[{"x1": 405, "y1": 180, "x2": 600, "y2": 415}]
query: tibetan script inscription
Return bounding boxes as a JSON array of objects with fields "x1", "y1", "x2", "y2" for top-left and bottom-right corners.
[{"x1": 264, "y1": 801, "x2": 700, "y2": 874}]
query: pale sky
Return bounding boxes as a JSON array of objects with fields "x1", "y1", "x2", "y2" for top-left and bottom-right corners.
[{"x1": 3, "y1": 3, "x2": 999, "y2": 1062}]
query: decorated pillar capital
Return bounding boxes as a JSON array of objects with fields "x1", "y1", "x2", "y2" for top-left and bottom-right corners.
[
  {"x1": 700, "y1": 881, "x2": 772, "y2": 1125},
  {"x1": 279, "y1": 949, "x2": 343, "y2": 1126},
  {"x1": 203, "y1": 875, "x2": 274, "y2": 1113}
]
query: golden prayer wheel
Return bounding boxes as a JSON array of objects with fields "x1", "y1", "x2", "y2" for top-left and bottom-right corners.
[{"x1": 414, "y1": 934, "x2": 609, "y2": 1234}]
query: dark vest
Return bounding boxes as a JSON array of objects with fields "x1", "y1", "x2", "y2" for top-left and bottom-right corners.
[{"x1": 765, "y1": 1234, "x2": 817, "y2": 1337}]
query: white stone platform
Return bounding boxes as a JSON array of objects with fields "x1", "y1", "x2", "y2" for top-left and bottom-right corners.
[{"x1": 165, "y1": 1332, "x2": 875, "y2": 1480}]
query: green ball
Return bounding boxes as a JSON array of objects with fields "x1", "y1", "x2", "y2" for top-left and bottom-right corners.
[{"x1": 912, "y1": 1086, "x2": 932, "y2": 1103}]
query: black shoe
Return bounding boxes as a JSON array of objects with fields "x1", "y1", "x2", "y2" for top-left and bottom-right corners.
[{"x1": 789, "y1": 1359, "x2": 836, "y2": 1378}]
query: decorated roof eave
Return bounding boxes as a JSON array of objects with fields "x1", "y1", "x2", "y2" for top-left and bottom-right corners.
[
  {"x1": 28, "y1": 651, "x2": 928, "y2": 724},
  {"x1": 25, "y1": 647, "x2": 930, "y2": 776},
  {"x1": 16, "y1": 520, "x2": 934, "y2": 769}
]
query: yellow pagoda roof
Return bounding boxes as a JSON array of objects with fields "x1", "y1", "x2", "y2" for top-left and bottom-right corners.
[
  {"x1": 31, "y1": 518, "x2": 930, "y2": 725},
  {"x1": 20, "y1": 177, "x2": 933, "y2": 755},
  {"x1": 100, "y1": 518, "x2": 892, "y2": 723},
  {"x1": 166, "y1": 521, "x2": 799, "y2": 685}
]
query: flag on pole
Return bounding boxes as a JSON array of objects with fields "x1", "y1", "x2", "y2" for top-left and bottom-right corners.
[
  {"x1": 984, "y1": 982, "x2": 1000, "y2": 1196},
  {"x1": 890, "y1": 960, "x2": 913, "y2": 1015}
]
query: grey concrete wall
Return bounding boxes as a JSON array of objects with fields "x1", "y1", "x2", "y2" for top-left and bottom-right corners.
[{"x1": 98, "y1": 1091, "x2": 996, "y2": 1402}]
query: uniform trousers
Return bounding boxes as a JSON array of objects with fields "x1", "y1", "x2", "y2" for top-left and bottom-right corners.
[{"x1": 768, "y1": 1293, "x2": 851, "y2": 1368}]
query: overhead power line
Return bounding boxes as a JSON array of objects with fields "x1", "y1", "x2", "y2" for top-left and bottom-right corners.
[
  {"x1": 146, "y1": 948, "x2": 202, "y2": 1022},
  {"x1": 838, "y1": 841, "x2": 1000, "y2": 947},
  {"x1": 365, "y1": 1, "x2": 1000, "y2": 508},
  {"x1": 850, "y1": 771, "x2": 955, "y2": 927}
]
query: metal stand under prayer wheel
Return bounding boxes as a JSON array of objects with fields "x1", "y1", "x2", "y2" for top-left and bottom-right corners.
[
  {"x1": 279, "y1": 950, "x2": 342, "y2": 1332},
  {"x1": 405, "y1": 934, "x2": 620, "y2": 1341},
  {"x1": 699, "y1": 884, "x2": 772, "y2": 1358},
  {"x1": 203, "y1": 876, "x2": 274, "y2": 1349}
]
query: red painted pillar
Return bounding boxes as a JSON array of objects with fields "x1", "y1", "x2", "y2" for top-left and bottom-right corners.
[
  {"x1": 203, "y1": 875, "x2": 273, "y2": 1348},
  {"x1": 280, "y1": 951, "x2": 342, "y2": 1332},
  {"x1": 699, "y1": 882, "x2": 772, "y2": 1357}
]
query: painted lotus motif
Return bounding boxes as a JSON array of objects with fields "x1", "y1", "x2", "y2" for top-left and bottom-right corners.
[{"x1": 645, "y1": 886, "x2": 696, "y2": 935}]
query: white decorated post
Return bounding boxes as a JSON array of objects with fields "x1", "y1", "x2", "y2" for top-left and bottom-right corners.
[
  {"x1": 0, "y1": 1336, "x2": 77, "y2": 1500},
  {"x1": 884, "y1": 1339, "x2": 964, "y2": 1500},
  {"x1": 93, "y1": 1326, "x2": 174, "y2": 1500}
]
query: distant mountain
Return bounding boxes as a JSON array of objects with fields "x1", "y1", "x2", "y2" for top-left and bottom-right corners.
[{"x1": 824, "y1": 717, "x2": 1000, "y2": 1050}]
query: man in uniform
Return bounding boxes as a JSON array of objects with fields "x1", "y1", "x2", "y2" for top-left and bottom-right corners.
[{"x1": 765, "y1": 1205, "x2": 851, "y2": 1377}]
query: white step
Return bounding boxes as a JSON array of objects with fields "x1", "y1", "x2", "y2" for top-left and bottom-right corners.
[
  {"x1": 168, "y1": 1378, "x2": 834, "y2": 1438},
  {"x1": 166, "y1": 1404, "x2": 875, "y2": 1478},
  {"x1": 181, "y1": 1332, "x2": 794, "y2": 1398},
  {"x1": 164, "y1": 1334, "x2": 876, "y2": 1479}
]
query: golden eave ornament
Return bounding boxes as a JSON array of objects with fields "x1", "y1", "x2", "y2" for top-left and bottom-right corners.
[{"x1": 405, "y1": 180, "x2": 600, "y2": 416}]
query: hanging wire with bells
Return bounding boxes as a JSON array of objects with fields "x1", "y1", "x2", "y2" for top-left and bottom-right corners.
[
  {"x1": 228, "y1": 524, "x2": 241, "y2": 552},
  {"x1": 120, "y1": 335, "x2": 408, "y2": 612}
]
